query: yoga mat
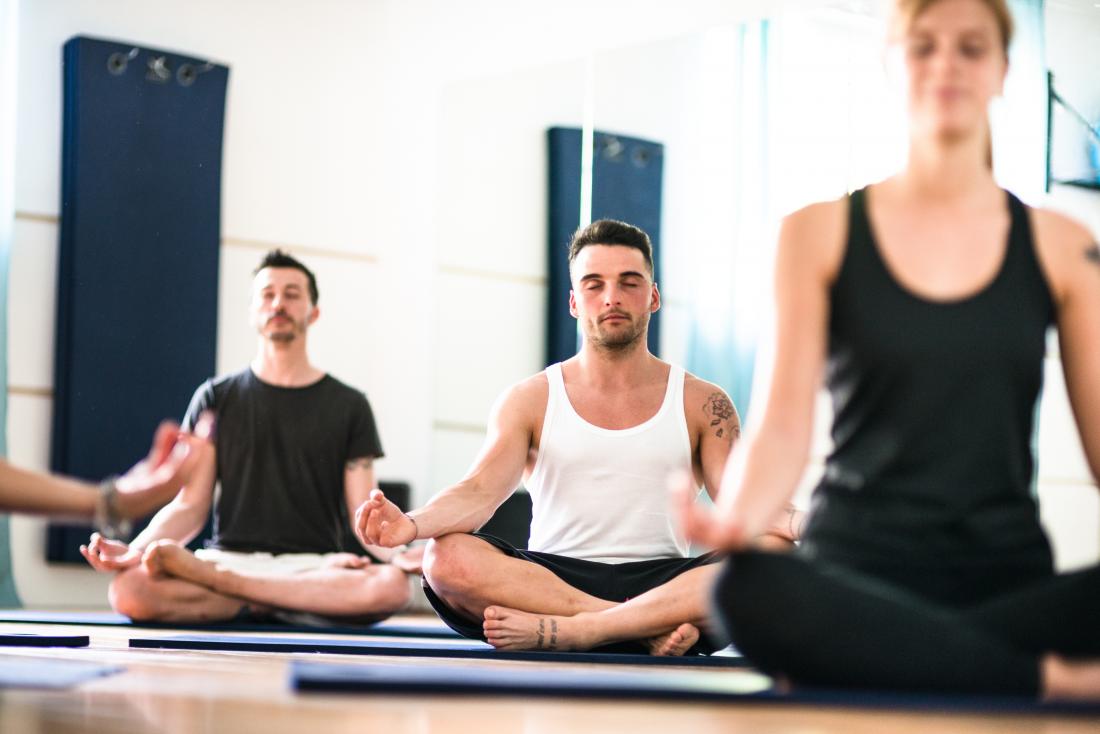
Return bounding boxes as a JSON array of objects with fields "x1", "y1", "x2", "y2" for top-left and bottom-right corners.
[
  {"x1": 0, "y1": 633, "x2": 89, "y2": 648},
  {"x1": 0, "y1": 610, "x2": 460, "y2": 638},
  {"x1": 129, "y1": 634, "x2": 747, "y2": 668},
  {"x1": 0, "y1": 657, "x2": 123, "y2": 689},
  {"x1": 290, "y1": 661, "x2": 1100, "y2": 715}
]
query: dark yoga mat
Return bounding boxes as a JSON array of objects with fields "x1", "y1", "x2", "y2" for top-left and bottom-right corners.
[
  {"x1": 0, "y1": 610, "x2": 460, "y2": 639},
  {"x1": 0, "y1": 633, "x2": 89, "y2": 648},
  {"x1": 290, "y1": 661, "x2": 1100, "y2": 715},
  {"x1": 0, "y1": 658, "x2": 123, "y2": 689},
  {"x1": 129, "y1": 634, "x2": 747, "y2": 668}
]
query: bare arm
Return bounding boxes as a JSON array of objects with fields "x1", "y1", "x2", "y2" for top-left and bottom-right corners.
[
  {"x1": 1035, "y1": 212, "x2": 1100, "y2": 485},
  {"x1": 127, "y1": 440, "x2": 216, "y2": 552},
  {"x1": 344, "y1": 456, "x2": 401, "y2": 561},
  {"x1": 692, "y1": 380, "x2": 803, "y2": 547},
  {"x1": 356, "y1": 378, "x2": 540, "y2": 547},
  {"x1": 681, "y1": 201, "x2": 841, "y2": 549},
  {"x1": 0, "y1": 416, "x2": 210, "y2": 521}
]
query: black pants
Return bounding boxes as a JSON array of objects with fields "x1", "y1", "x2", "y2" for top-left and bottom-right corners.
[
  {"x1": 425, "y1": 533, "x2": 724, "y2": 654},
  {"x1": 713, "y1": 551, "x2": 1100, "y2": 696}
]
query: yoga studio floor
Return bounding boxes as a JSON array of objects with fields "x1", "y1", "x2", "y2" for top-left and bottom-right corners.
[{"x1": 1, "y1": 613, "x2": 1097, "y2": 734}]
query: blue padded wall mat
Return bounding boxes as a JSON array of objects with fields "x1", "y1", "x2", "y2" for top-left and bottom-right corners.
[
  {"x1": 0, "y1": 610, "x2": 461, "y2": 638},
  {"x1": 546, "y1": 127, "x2": 664, "y2": 366},
  {"x1": 290, "y1": 661, "x2": 1100, "y2": 715},
  {"x1": 48, "y1": 36, "x2": 228, "y2": 561},
  {"x1": 130, "y1": 634, "x2": 747, "y2": 668}
]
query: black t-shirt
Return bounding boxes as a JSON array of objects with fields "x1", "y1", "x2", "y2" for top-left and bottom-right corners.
[{"x1": 182, "y1": 368, "x2": 384, "y2": 554}]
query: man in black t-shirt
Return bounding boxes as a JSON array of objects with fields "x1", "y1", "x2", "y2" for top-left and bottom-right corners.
[{"x1": 81, "y1": 250, "x2": 417, "y2": 624}]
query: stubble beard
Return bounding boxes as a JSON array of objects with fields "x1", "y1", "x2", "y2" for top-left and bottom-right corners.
[{"x1": 589, "y1": 313, "x2": 648, "y2": 353}]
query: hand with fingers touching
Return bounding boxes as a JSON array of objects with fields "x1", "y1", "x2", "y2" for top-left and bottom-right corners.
[
  {"x1": 80, "y1": 532, "x2": 142, "y2": 573},
  {"x1": 354, "y1": 488, "x2": 418, "y2": 548},
  {"x1": 672, "y1": 471, "x2": 752, "y2": 552}
]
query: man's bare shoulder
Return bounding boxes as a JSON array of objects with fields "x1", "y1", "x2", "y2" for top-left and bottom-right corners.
[
  {"x1": 490, "y1": 372, "x2": 549, "y2": 429},
  {"x1": 683, "y1": 372, "x2": 741, "y2": 440}
]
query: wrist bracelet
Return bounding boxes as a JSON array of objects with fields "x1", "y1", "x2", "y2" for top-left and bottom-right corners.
[
  {"x1": 404, "y1": 512, "x2": 419, "y2": 541},
  {"x1": 95, "y1": 476, "x2": 133, "y2": 540}
]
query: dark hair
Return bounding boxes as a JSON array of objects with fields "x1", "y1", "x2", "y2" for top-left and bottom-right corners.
[
  {"x1": 254, "y1": 249, "x2": 319, "y2": 305},
  {"x1": 567, "y1": 219, "x2": 654, "y2": 277}
]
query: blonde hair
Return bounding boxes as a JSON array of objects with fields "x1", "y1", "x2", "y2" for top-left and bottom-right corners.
[{"x1": 891, "y1": 0, "x2": 1014, "y2": 54}]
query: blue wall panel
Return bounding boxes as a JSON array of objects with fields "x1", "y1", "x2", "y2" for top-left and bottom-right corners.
[{"x1": 48, "y1": 37, "x2": 228, "y2": 561}]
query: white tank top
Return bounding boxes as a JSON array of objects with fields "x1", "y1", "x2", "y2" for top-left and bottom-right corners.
[{"x1": 525, "y1": 362, "x2": 695, "y2": 564}]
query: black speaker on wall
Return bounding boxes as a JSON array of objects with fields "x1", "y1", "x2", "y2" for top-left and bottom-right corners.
[
  {"x1": 546, "y1": 127, "x2": 664, "y2": 366},
  {"x1": 47, "y1": 37, "x2": 229, "y2": 561}
]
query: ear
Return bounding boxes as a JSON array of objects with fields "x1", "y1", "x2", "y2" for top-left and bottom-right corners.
[
  {"x1": 308, "y1": 305, "x2": 321, "y2": 326},
  {"x1": 650, "y1": 283, "x2": 661, "y2": 313},
  {"x1": 568, "y1": 290, "x2": 578, "y2": 318}
]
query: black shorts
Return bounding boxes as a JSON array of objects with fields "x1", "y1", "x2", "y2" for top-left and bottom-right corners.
[{"x1": 423, "y1": 533, "x2": 724, "y2": 654}]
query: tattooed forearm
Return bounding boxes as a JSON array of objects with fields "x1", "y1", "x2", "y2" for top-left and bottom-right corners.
[
  {"x1": 1085, "y1": 243, "x2": 1100, "y2": 267},
  {"x1": 346, "y1": 457, "x2": 374, "y2": 471},
  {"x1": 702, "y1": 391, "x2": 741, "y2": 441}
]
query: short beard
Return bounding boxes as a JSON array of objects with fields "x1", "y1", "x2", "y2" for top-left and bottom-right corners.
[
  {"x1": 268, "y1": 331, "x2": 297, "y2": 344},
  {"x1": 589, "y1": 315, "x2": 647, "y2": 353}
]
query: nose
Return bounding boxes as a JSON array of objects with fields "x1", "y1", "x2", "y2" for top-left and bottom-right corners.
[{"x1": 604, "y1": 284, "x2": 622, "y2": 305}]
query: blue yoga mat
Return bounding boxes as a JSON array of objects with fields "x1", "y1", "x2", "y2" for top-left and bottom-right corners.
[
  {"x1": 290, "y1": 661, "x2": 1100, "y2": 715},
  {"x1": 0, "y1": 657, "x2": 123, "y2": 689},
  {"x1": 0, "y1": 610, "x2": 460, "y2": 638},
  {"x1": 0, "y1": 633, "x2": 89, "y2": 648},
  {"x1": 129, "y1": 634, "x2": 746, "y2": 668}
]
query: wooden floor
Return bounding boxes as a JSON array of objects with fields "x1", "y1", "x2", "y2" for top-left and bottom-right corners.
[{"x1": 1, "y1": 616, "x2": 1097, "y2": 734}]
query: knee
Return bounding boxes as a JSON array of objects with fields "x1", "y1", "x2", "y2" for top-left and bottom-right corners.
[
  {"x1": 422, "y1": 534, "x2": 480, "y2": 597},
  {"x1": 109, "y1": 569, "x2": 160, "y2": 621},
  {"x1": 711, "y1": 552, "x2": 784, "y2": 644},
  {"x1": 374, "y1": 565, "x2": 411, "y2": 612}
]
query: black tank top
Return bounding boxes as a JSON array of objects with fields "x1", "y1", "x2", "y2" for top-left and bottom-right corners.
[{"x1": 801, "y1": 187, "x2": 1056, "y2": 599}]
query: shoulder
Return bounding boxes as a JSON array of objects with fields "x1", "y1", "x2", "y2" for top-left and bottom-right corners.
[
  {"x1": 1028, "y1": 205, "x2": 1097, "y2": 304},
  {"x1": 683, "y1": 372, "x2": 740, "y2": 435},
  {"x1": 683, "y1": 372, "x2": 732, "y2": 410},
  {"x1": 497, "y1": 371, "x2": 549, "y2": 414},
  {"x1": 777, "y1": 194, "x2": 849, "y2": 283},
  {"x1": 207, "y1": 367, "x2": 254, "y2": 395},
  {"x1": 318, "y1": 373, "x2": 370, "y2": 402}
]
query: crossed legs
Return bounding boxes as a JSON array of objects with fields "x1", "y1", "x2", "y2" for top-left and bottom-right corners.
[
  {"x1": 713, "y1": 550, "x2": 1100, "y2": 700},
  {"x1": 110, "y1": 541, "x2": 410, "y2": 624},
  {"x1": 422, "y1": 533, "x2": 721, "y2": 655}
]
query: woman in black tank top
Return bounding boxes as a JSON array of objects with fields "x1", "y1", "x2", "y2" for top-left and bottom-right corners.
[{"x1": 681, "y1": 0, "x2": 1100, "y2": 700}]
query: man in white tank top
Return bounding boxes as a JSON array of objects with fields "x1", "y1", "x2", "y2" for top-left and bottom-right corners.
[{"x1": 357, "y1": 220, "x2": 800, "y2": 655}]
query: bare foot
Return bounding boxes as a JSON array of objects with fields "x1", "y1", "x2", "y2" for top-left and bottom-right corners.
[
  {"x1": 647, "y1": 622, "x2": 700, "y2": 656},
  {"x1": 482, "y1": 606, "x2": 595, "y2": 651},
  {"x1": 1042, "y1": 654, "x2": 1100, "y2": 702},
  {"x1": 142, "y1": 541, "x2": 217, "y2": 588}
]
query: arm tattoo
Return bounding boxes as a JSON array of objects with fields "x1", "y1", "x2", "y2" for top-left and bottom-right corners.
[
  {"x1": 1085, "y1": 243, "x2": 1100, "y2": 267},
  {"x1": 346, "y1": 457, "x2": 374, "y2": 471},
  {"x1": 702, "y1": 391, "x2": 740, "y2": 441}
]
